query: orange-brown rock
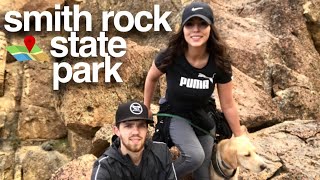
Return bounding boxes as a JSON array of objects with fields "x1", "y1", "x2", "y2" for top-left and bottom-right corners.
[
  {"x1": 303, "y1": 1, "x2": 320, "y2": 53},
  {"x1": 212, "y1": 0, "x2": 320, "y2": 120},
  {"x1": 241, "y1": 120, "x2": 320, "y2": 179},
  {"x1": 15, "y1": 146, "x2": 70, "y2": 180},
  {"x1": 0, "y1": 31, "x2": 7, "y2": 97},
  {"x1": 18, "y1": 62, "x2": 67, "y2": 140},
  {"x1": 60, "y1": 40, "x2": 158, "y2": 138},
  {"x1": 0, "y1": 150, "x2": 14, "y2": 180},
  {"x1": 0, "y1": 0, "x2": 65, "y2": 26},
  {"x1": 50, "y1": 154, "x2": 96, "y2": 180}
]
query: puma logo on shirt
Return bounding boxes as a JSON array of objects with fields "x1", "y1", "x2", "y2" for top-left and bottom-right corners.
[
  {"x1": 198, "y1": 73, "x2": 216, "y2": 83},
  {"x1": 179, "y1": 77, "x2": 210, "y2": 89}
]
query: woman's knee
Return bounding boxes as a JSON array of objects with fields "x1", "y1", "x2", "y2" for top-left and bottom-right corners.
[{"x1": 183, "y1": 147, "x2": 205, "y2": 168}]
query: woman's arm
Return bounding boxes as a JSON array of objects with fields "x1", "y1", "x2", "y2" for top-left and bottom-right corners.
[
  {"x1": 144, "y1": 61, "x2": 164, "y2": 116},
  {"x1": 217, "y1": 81, "x2": 243, "y2": 137}
]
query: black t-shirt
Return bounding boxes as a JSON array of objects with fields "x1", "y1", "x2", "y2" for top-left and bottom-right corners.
[{"x1": 155, "y1": 52, "x2": 232, "y2": 113}]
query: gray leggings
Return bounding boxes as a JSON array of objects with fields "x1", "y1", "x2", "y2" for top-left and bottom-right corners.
[{"x1": 169, "y1": 116, "x2": 214, "y2": 180}]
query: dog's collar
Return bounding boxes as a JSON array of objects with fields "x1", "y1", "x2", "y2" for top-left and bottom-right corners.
[
  {"x1": 212, "y1": 147, "x2": 237, "y2": 179},
  {"x1": 220, "y1": 158, "x2": 233, "y2": 170}
]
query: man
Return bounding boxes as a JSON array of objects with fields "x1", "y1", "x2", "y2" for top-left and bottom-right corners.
[{"x1": 91, "y1": 101, "x2": 177, "y2": 180}]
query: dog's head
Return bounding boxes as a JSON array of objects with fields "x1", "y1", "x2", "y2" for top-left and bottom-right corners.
[{"x1": 217, "y1": 132, "x2": 267, "y2": 173}]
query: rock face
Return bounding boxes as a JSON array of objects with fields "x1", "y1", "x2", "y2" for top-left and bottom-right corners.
[
  {"x1": 224, "y1": 67, "x2": 283, "y2": 128},
  {"x1": 0, "y1": 31, "x2": 7, "y2": 97},
  {"x1": 212, "y1": 0, "x2": 320, "y2": 121},
  {"x1": 240, "y1": 120, "x2": 320, "y2": 179},
  {"x1": 0, "y1": 0, "x2": 65, "y2": 25},
  {"x1": 0, "y1": 0, "x2": 319, "y2": 179},
  {"x1": 303, "y1": 0, "x2": 320, "y2": 53},
  {"x1": 18, "y1": 62, "x2": 67, "y2": 140},
  {"x1": 59, "y1": 40, "x2": 158, "y2": 141}
]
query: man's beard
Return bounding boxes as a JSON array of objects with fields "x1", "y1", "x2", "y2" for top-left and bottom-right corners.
[{"x1": 121, "y1": 136, "x2": 146, "y2": 152}]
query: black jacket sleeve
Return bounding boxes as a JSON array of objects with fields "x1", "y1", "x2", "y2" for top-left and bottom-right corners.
[
  {"x1": 91, "y1": 156, "x2": 111, "y2": 180},
  {"x1": 152, "y1": 142, "x2": 177, "y2": 180}
]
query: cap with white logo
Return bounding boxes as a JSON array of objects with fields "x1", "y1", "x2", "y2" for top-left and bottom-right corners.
[
  {"x1": 115, "y1": 101, "x2": 154, "y2": 124},
  {"x1": 181, "y1": 2, "x2": 214, "y2": 26}
]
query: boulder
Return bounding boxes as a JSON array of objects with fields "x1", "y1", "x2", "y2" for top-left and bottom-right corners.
[
  {"x1": 68, "y1": 130, "x2": 92, "y2": 158},
  {"x1": 240, "y1": 120, "x2": 320, "y2": 179},
  {"x1": 90, "y1": 124, "x2": 113, "y2": 157},
  {"x1": 15, "y1": 146, "x2": 70, "y2": 180},
  {"x1": 50, "y1": 154, "x2": 96, "y2": 180}
]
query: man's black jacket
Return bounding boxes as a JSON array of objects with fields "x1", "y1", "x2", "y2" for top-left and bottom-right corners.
[{"x1": 91, "y1": 138, "x2": 177, "y2": 180}]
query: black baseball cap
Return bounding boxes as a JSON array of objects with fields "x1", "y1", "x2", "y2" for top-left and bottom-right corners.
[
  {"x1": 115, "y1": 101, "x2": 154, "y2": 124},
  {"x1": 181, "y1": 2, "x2": 214, "y2": 26}
]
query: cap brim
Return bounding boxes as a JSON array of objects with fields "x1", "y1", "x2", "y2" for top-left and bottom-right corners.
[
  {"x1": 182, "y1": 14, "x2": 212, "y2": 26},
  {"x1": 117, "y1": 117, "x2": 154, "y2": 124}
]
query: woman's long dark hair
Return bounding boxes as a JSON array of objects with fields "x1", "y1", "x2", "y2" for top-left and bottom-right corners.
[{"x1": 158, "y1": 24, "x2": 232, "y2": 75}]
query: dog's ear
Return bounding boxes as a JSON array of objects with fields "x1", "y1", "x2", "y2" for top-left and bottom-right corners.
[
  {"x1": 226, "y1": 147, "x2": 238, "y2": 169},
  {"x1": 221, "y1": 141, "x2": 238, "y2": 169}
]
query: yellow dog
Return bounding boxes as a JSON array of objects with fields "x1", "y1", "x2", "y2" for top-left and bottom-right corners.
[{"x1": 211, "y1": 128, "x2": 267, "y2": 180}]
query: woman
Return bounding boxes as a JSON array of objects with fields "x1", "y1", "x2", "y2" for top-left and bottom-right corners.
[{"x1": 144, "y1": 2, "x2": 243, "y2": 179}]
